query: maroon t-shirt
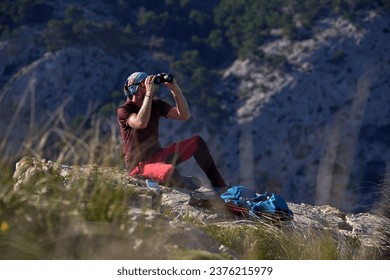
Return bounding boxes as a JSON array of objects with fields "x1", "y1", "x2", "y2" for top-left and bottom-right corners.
[{"x1": 117, "y1": 98, "x2": 172, "y2": 170}]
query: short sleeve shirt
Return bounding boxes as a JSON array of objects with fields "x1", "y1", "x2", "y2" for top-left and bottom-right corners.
[{"x1": 117, "y1": 97, "x2": 172, "y2": 170}]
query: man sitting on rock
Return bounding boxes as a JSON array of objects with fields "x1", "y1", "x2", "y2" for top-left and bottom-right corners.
[{"x1": 117, "y1": 71, "x2": 229, "y2": 192}]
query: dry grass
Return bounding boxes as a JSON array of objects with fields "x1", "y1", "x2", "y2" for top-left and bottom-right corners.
[{"x1": 199, "y1": 218, "x2": 386, "y2": 260}]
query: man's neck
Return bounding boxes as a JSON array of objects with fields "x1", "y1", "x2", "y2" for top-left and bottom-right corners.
[{"x1": 129, "y1": 97, "x2": 143, "y2": 107}]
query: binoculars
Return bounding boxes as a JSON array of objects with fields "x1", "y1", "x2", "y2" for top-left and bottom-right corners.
[{"x1": 154, "y1": 73, "x2": 173, "y2": 84}]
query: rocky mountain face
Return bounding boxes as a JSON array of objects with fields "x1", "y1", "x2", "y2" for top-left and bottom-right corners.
[
  {"x1": 209, "y1": 13, "x2": 390, "y2": 213},
  {"x1": 11, "y1": 157, "x2": 390, "y2": 259},
  {"x1": 1, "y1": 6, "x2": 389, "y2": 215}
]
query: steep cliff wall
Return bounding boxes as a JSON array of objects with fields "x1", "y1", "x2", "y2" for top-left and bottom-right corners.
[{"x1": 217, "y1": 15, "x2": 390, "y2": 212}]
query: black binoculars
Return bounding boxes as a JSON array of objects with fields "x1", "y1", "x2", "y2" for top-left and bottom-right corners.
[{"x1": 154, "y1": 73, "x2": 173, "y2": 84}]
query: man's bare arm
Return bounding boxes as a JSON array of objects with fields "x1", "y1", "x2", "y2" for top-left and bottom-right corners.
[{"x1": 165, "y1": 80, "x2": 190, "y2": 121}]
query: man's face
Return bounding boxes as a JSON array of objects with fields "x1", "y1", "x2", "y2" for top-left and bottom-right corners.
[{"x1": 134, "y1": 81, "x2": 146, "y2": 99}]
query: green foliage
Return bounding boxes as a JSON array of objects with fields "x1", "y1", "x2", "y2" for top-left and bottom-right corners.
[
  {"x1": 43, "y1": 6, "x2": 137, "y2": 53},
  {"x1": 206, "y1": 29, "x2": 224, "y2": 50},
  {"x1": 43, "y1": 19, "x2": 73, "y2": 52},
  {"x1": 0, "y1": 0, "x2": 53, "y2": 38},
  {"x1": 171, "y1": 50, "x2": 227, "y2": 123},
  {"x1": 3, "y1": 0, "x2": 389, "y2": 57},
  {"x1": 171, "y1": 50, "x2": 201, "y2": 76},
  {"x1": 212, "y1": 0, "x2": 388, "y2": 57},
  {"x1": 214, "y1": 0, "x2": 270, "y2": 57}
]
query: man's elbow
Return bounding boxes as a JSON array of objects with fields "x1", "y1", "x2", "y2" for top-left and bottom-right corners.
[
  {"x1": 129, "y1": 119, "x2": 148, "y2": 129},
  {"x1": 182, "y1": 112, "x2": 191, "y2": 121},
  {"x1": 137, "y1": 122, "x2": 148, "y2": 129}
]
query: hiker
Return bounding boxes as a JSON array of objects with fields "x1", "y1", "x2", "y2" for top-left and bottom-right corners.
[{"x1": 117, "y1": 71, "x2": 229, "y2": 191}]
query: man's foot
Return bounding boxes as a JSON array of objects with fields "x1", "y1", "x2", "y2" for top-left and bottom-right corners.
[
  {"x1": 145, "y1": 179, "x2": 162, "y2": 193},
  {"x1": 214, "y1": 183, "x2": 233, "y2": 195},
  {"x1": 180, "y1": 176, "x2": 202, "y2": 190}
]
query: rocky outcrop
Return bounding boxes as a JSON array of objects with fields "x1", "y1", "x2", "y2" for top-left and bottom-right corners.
[{"x1": 12, "y1": 157, "x2": 390, "y2": 259}]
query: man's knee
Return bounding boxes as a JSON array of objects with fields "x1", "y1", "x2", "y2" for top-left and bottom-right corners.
[
  {"x1": 192, "y1": 135, "x2": 206, "y2": 146},
  {"x1": 131, "y1": 162, "x2": 176, "y2": 184}
]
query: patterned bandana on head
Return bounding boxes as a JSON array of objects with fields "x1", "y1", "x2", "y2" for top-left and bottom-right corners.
[{"x1": 124, "y1": 72, "x2": 148, "y2": 97}]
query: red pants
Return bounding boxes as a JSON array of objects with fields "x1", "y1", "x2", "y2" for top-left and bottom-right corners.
[{"x1": 130, "y1": 135, "x2": 225, "y2": 187}]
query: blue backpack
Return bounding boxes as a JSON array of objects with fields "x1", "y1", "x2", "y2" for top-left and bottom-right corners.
[{"x1": 220, "y1": 186, "x2": 293, "y2": 220}]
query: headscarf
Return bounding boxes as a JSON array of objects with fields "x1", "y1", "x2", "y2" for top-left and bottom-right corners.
[{"x1": 123, "y1": 72, "x2": 148, "y2": 97}]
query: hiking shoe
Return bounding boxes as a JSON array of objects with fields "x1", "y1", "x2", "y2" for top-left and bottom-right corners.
[
  {"x1": 189, "y1": 191, "x2": 211, "y2": 207},
  {"x1": 214, "y1": 183, "x2": 233, "y2": 195},
  {"x1": 145, "y1": 179, "x2": 162, "y2": 193},
  {"x1": 180, "y1": 176, "x2": 202, "y2": 190}
]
